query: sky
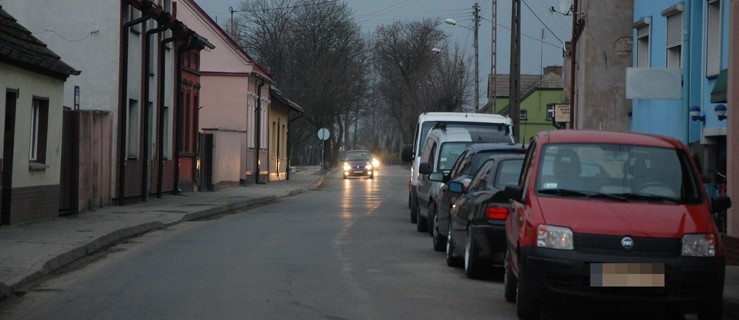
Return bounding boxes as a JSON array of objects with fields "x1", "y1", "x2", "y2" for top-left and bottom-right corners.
[{"x1": 195, "y1": 0, "x2": 573, "y2": 104}]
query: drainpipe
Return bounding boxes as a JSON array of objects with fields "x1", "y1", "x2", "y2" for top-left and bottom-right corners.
[
  {"x1": 255, "y1": 78, "x2": 266, "y2": 184},
  {"x1": 157, "y1": 34, "x2": 179, "y2": 198},
  {"x1": 682, "y1": 0, "x2": 692, "y2": 144},
  {"x1": 119, "y1": 13, "x2": 152, "y2": 205},
  {"x1": 142, "y1": 23, "x2": 168, "y2": 202}
]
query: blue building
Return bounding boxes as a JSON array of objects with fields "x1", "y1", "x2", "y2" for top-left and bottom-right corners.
[{"x1": 629, "y1": 0, "x2": 728, "y2": 198}]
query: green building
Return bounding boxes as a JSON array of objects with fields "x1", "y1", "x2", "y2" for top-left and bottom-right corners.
[{"x1": 481, "y1": 66, "x2": 564, "y2": 143}]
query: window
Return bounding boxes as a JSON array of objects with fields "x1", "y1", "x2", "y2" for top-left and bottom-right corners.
[
  {"x1": 546, "y1": 104, "x2": 555, "y2": 121},
  {"x1": 127, "y1": 99, "x2": 140, "y2": 159},
  {"x1": 30, "y1": 98, "x2": 48, "y2": 163},
  {"x1": 520, "y1": 109, "x2": 528, "y2": 121},
  {"x1": 665, "y1": 12, "x2": 682, "y2": 68},
  {"x1": 636, "y1": 25, "x2": 650, "y2": 68},
  {"x1": 706, "y1": 0, "x2": 721, "y2": 76}
]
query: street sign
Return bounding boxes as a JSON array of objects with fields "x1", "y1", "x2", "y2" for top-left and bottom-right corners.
[
  {"x1": 317, "y1": 128, "x2": 330, "y2": 140},
  {"x1": 555, "y1": 104, "x2": 571, "y2": 123}
]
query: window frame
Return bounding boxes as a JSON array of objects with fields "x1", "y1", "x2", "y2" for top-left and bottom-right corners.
[
  {"x1": 29, "y1": 97, "x2": 49, "y2": 164},
  {"x1": 705, "y1": 0, "x2": 722, "y2": 77}
]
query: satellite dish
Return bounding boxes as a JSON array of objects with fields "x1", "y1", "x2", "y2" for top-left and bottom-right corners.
[{"x1": 559, "y1": 0, "x2": 572, "y2": 14}]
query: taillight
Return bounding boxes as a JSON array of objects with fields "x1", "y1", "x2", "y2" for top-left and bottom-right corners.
[{"x1": 486, "y1": 207, "x2": 508, "y2": 220}]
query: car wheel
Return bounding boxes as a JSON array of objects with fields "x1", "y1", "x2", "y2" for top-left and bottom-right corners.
[
  {"x1": 432, "y1": 213, "x2": 446, "y2": 252},
  {"x1": 410, "y1": 197, "x2": 418, "y2": 224},
  {"x1": 464, "y1": 231, "x2": 490, "y2": 279},
  {"x1": 426, "y1": 202, "x2": 436, "y2": 236},
  {"x1": 369, "y1": 174, "x2": 374, "y2": 179},
  {"x1": 516, "y1": 265, "x2": 541, "y2": 320},
  {"x1": 416, "y1": 209, "x2": 428, "y2": 232},
  {"x1": 504, "y1": 249, "x2": 517, "y2": 303},
  {"x1": 445, "y1": 222, "x2": 462, "y2": 267}
]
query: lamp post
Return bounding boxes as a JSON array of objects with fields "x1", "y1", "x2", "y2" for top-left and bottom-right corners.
[{"x1": 445, "y1": 3, "x2": 480, "y2": 112}]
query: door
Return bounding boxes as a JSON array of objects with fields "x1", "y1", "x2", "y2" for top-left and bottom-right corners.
[{"x1": 2, "y1": 90, "x2": 17, "y2": 225}]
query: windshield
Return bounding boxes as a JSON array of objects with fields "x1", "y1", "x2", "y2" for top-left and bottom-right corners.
[
  {"x1": 536, "y1": 143, "x2": 702, "y2": 203},
  {"x1": 345, "y1": 151, "x2": 371, "y2": 161}
]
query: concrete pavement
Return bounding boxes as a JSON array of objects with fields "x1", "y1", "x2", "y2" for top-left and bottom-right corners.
[{"x1": 0, "y1": 165, "x2": 737, "y2": 319}]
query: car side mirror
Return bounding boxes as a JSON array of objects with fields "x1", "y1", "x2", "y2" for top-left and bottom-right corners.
[
  {"x1": 448, "y1": 181, "x2": 465, "y2": 194},
  {"x1": 711, "y1": 195, "x2": 731, "y2": 213},
  {"x1": 429, "y1": 172, "x2": 445, "y2": 182},
  {"x1": 401, "y1": 144, "x2": 414, "y2": 162},
  {"x1": 504, "y1": 185, "x2": 524, "y2": 203},
  {"x1": 418, "y1": 162, "x2": 432, "y2": 175}
]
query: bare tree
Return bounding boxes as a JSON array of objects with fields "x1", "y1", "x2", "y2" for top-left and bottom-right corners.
[
  {"x1": 371, "y1": 19, "x2": 470, "y2": 146},
  {"x1": 234, "y1": 0, "x2": 369, "y2": 166}
]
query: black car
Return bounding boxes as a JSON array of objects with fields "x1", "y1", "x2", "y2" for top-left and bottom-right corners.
[
  {"x1": 445, "y1": 154, "x2": 524, "y2": 279},
  {"x1": 428, "y1": 143, "x2": 526, "y2": 251},
  {"x1": 342, "y1": 150, "x2": 375, "y2": 179}
]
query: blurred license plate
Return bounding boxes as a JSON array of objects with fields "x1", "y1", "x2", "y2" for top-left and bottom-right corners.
[
  {"x1": 590, "y1": 263, "x2": 665, "y2": 287},
  {"x1": 353, "y1": 170, "x2": 364, "y2": 174}
]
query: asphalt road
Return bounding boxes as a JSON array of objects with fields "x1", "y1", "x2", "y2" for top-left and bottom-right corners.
[
  {"x1": 0, "y1": 166, "x2": 518, "y2": 320},
  {"x1": 0, "y1": 166, "x2": 704, "y2": 320}
]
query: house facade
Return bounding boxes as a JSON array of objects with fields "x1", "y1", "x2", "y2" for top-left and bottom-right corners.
[
  {"x1": 177, "y1": 0, "x2": 303, "y2": 189},
  {"x1": 0, "y1": 6, "x2": 79, "y2": 224},
  {"x1": 2, "y1": 0, "x2": 212, "y2": 213}
]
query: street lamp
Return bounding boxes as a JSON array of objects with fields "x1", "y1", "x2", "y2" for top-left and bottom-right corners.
[{"x1": 445, "y1": 14, "x2": 479, "y2": 113}]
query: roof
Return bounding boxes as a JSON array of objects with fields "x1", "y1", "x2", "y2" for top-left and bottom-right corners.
[
  {"x1": 463, "y1": 142, "x2": 527, "y2": 153},
  {"x1": 491, "y1": 72, "x2": 563, "y2": 98},
  {"x1": 537, "y1": 130, "x2": 686, "y2": 149},
  {"x1": 270, "y1": 86, "x2": 304, "y2": 113},
  {"x1": 418, "y1": 112, "x2": 513, "y2": 125},
  {"x1": 179, "y1": 0, "x2": 272, "y2": 78},
  {"x1": 0, "y1": 5, "x2": 80, "y2": 80}
]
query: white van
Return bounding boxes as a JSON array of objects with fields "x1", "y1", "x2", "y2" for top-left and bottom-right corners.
[{"x1": 401, "y1": 112, "x2": 514, "y2": 225}]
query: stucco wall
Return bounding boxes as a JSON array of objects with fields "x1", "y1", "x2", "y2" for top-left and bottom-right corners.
[
  {"x1": 576, "y1": 0, "x2": 633, "y2": 132},
  {"x1": 0, "y1": 63, "x2": 64, "y2": 189}
]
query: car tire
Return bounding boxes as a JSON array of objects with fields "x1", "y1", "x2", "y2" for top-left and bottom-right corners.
[
  {"x1": 416, "y1": 210, "x2": 427, "y2": 232},
  {"x1": 426, "y1": 202, "x2": 436, "y2": 236},
  {"x1": 432, "y1": 213, "x2": 446, "y2": 252},
  {"x1": 446, "y1": 222, "x2": 462, "y2": 267},
  {"x1": 504, "y1": 249, "x2": 517, "y2": 303},
  {"x1": 516, "y1": 266, "x2": 540, "y2": 320},
  {"x1": 369, "y1": 174, "x2": 374, "y2": 179},
  {"x1": 464, "y1": 231, "x2": 490, "y2": 279}
]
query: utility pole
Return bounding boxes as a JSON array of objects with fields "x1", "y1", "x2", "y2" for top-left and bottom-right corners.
[
  {"x1": 510, "y1": 0, "x2": 521, "y2": 141},
  {"x1": 473, "y1": 2, "x2": 480, "y2": 113},
  {"x1": 490, "y1": 0, "x2": 497, "y2": 114},
  {"x1": 569, "y1": 0, "x2": 579, "y2": 129}
]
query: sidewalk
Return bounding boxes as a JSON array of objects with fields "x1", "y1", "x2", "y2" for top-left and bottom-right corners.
[
  {"x1": 0, "y1": 165, "x2": 737, "y2": 318},
  {"x1": 0, "y1": 166, "x2": 326, "y2": 300}
]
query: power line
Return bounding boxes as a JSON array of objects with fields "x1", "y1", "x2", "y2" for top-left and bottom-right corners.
[
  {"x1": 231, "y1": 0, "x2": 338, "y2": 13},
  {"x1": 521, "y1": 0, "x2": 564, "y2": 44},
  {"x1": 480, "y1": 17, "x2": 562, "y2": 48}
]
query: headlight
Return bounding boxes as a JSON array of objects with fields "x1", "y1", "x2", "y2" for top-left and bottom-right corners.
[
  {"x1": 682, "y1": 234, "x2": 716, "y2": 257},
  {"x1": 343, "y1": 163, "x2": 351, "y2": 171},
  {"x1": 372, "y1": 158, "x2": 380, "y2": 167},
  {"x1": 537, "y1": 225, "x2": 573, "y2": 250},
  {"x1": 365, "y1": 164, "x2": 373, "y2": 170}
]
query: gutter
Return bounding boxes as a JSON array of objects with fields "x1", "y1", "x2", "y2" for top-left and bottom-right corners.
[
  {"x1": 142, "y1": 23, "x2": 168, "y2": 202},
  {"x1": 157, "y1": 34, "x2": 180, "y2": 198}
]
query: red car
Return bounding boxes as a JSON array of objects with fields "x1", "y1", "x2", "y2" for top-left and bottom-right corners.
[{"x1": 504, "y1": 130, "x2": 731, "y2": 319}]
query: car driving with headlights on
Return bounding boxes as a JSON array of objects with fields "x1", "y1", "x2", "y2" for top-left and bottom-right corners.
[
  {"x1": 342, "y1": 150, "x2": 375, "y2": 179},
  {"x1": 503, "y1": 130, "x2": 731, "y2": 319}
]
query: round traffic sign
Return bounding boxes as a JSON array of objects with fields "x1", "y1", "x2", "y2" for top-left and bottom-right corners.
[{"x1": 317, "y1": 128, "x2": 330, "y2": 140}]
